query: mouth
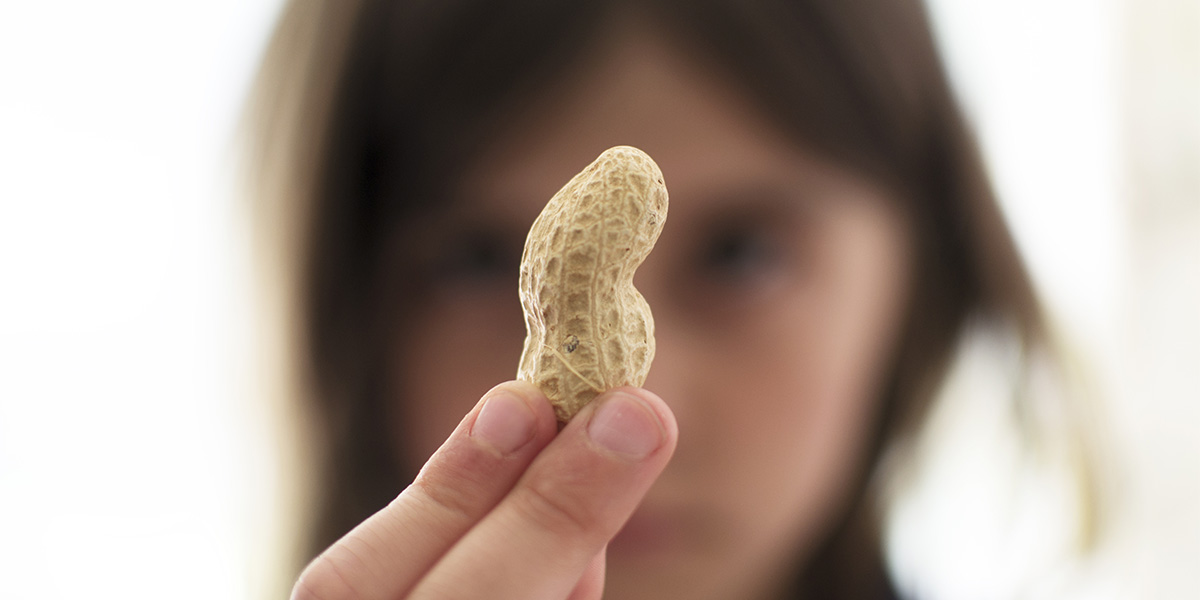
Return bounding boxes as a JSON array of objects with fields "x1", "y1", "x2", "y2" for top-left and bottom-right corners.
[{"x1": 609, "y1": 507, "x2": 690, "y2": 556}]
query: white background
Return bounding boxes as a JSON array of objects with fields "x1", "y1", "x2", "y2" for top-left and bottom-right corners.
[{"x1": 1, "y1": 1, "x2": 1195, "y2": 598}]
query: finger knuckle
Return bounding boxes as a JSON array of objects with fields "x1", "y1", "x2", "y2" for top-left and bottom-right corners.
[
  {"x1": 514, "y1": 476, "x2": 606, "y2": 540},
  {"x1": 407, "y1": 472, "x2": 478, "y2": 526}
]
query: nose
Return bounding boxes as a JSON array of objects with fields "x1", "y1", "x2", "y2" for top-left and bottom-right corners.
[
  {"x1": 641, "y1": 320, "x2": 680, "y2": 398},
  {"x1": 639, "y1": 300, "x2": 719, "y2": 478},
  {"x1": 638, "y1": 293, "x2": 697, "y2": 429},
  {"x1": 633, "y1": 246, "x2": 697, "y2": 432}
]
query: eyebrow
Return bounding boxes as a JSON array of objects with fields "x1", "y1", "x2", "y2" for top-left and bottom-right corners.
[{"x1": 684, "y1": 178, "x2": 821, "y2": 221}]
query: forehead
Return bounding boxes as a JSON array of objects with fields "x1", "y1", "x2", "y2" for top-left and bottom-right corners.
[{"x1": 452, "y1": 22, "x2": 860, "y2": 226}]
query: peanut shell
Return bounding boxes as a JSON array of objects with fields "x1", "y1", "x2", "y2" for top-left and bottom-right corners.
[{"x1": 517, "y1": 146, "x2": 669, "y2": 422}]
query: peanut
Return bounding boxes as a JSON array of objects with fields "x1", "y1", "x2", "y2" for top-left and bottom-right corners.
[{"x1": 517, "y1": 146, "x2": 669, "y2": 422}]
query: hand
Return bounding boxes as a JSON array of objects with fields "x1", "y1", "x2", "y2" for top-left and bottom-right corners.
[{"x1": 291, "y1": 381, "x2": 678, "y2": 600}]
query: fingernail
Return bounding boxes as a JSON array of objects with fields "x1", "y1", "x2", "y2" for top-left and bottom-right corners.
[
  {"x1": 587, "y1": 392, "x2": 664, "y2": 459},
  {"x1": 472, "y1": 390, "x2": 536, "y2": 454}
]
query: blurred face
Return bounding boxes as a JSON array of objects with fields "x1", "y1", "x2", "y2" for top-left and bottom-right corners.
[{"x1": 390, "y1": 25, "x2": 912, "y2": 600}]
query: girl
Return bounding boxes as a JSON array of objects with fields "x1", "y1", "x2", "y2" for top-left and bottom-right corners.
[{"x1": 247, "y1": 0, "x2": 1098, "y2": 597}]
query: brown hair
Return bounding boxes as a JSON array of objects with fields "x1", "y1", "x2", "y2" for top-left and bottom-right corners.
[{"x1": 246, "y1": 0, "x2": 1097, "y2": 597}]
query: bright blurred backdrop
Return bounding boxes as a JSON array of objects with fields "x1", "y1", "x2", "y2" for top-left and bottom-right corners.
[{"x1": 0, "y1": 1, "x2": 1195, "y2": 598}]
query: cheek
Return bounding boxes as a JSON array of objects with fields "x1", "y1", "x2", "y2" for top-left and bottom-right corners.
[
  {"x1": 752, "y1": 212, "x2": 908, "y2": 500},
  {"x1": 684, "y1": 297, "x2": 893, "y2": 564},
  {"x1": 648, "y1": 204, "x2": 911, "y2": 572},
  {"x1": 391, "y1": 290, "x2": 526, "y2": 466}
]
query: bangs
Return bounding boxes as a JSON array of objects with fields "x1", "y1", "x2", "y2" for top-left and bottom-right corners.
[{"x1": 327, "y1": 0, "x2": 942, "y2": 228}]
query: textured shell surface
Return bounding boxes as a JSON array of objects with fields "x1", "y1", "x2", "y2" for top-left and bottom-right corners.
[{"x1": 517, "y1": 146, "x2": 669, "y2": 422}]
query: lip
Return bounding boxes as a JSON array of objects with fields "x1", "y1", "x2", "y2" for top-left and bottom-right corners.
[{"x1": 609, "y1": 508, "x2": 689, "y2": 556}]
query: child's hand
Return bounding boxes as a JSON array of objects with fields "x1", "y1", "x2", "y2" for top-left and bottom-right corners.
[{"x1": 292, "y1": 380, "x2": 678, "y2": 600}]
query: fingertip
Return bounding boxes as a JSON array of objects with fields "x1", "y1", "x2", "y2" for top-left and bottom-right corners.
[
  {"x1": 604, "y1": 386, "x2": 679, "y2": 448},
  {"x1": 472, "y1": 390, "x2": 538, "y2": 455},
  {"x1": 570, "y1": 387, "x2": 677, "y2": 461},
  {"x1": 481, "y1": 380, "x2": 559, "y2": 438},
  {"x1": 483, "y1": 379, "x2": 546, "y2": 403}
]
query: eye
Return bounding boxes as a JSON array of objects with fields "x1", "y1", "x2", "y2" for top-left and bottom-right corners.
[
  {"x1": 433, "y1": 229, "x2": 520, "y2": 285},
  {"x1": 697, "y1": 224, "x2": 786, "y2": 284}
]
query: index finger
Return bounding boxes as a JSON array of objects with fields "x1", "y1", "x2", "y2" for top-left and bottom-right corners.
[{"x1": 292, "y1": 381, "x2": 559, "y2": 600}]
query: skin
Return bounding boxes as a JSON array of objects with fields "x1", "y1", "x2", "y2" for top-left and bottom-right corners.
[{"x1": 296, "y1": 21, "x2": 914, "y2": 600}]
